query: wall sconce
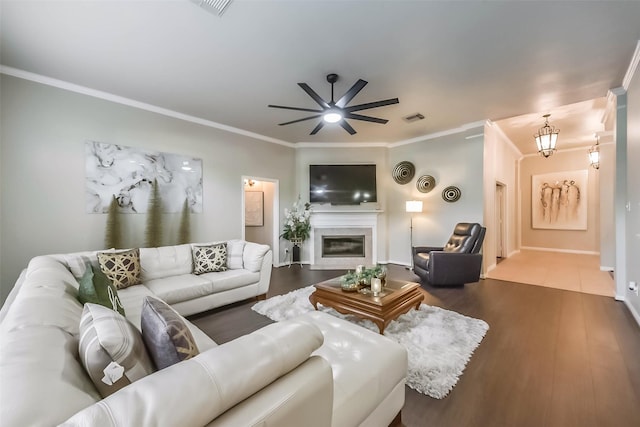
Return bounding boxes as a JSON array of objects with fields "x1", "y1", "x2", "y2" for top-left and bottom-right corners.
[
  {"x1": 405, "y1": 200, "x2": 423, "y2": 269},
  {"x1": 588, "y1": 136, "x2": 600, "y2": 170},
  {"x1": 534, "y1": 114, "x2": 560, "y2": 158}
]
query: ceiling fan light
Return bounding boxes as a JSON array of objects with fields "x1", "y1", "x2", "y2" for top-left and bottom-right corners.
[{"x1": 323, "y1": 111, "x2": 342, "y2": 123}]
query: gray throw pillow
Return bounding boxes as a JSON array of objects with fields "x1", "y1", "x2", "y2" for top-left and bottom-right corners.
[{"x1": 141, "y1": 296, "x2": 200, "y2": 370}]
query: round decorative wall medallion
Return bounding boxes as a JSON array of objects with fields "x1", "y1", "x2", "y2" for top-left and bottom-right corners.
[
  {"x1": 392, "y1": 161, "x2": 415, "y2": 184},
  {"x1": 416, "y1": 175, "x2": 436, "y2": 193},
  {"x1": 442, "y1": 186, "x2": 462, "y2": 202}
]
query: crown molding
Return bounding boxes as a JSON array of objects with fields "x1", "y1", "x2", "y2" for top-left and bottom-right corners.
[
  {"x1": 0, "y1": 65, "x2": 295, "y2": 148},
  {"x1": 1, "y1": 65, "x2": 491, "y2": 150},
  {"x1": 488, "y1": 120, "x2": 523, "y2": 157},
  {"x1": 622, "y1": 40, "x2": 640, "y2": 90}
]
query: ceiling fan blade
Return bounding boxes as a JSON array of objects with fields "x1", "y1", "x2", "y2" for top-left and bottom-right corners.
[
  {"x1": 268, "y1": 104, "x2": 324, "y2": 113},
  {"x1": 310, "y1": 121, "x2": 325, "y2": 135},
  {"x1": 335, "y1": 79, "x2": 368, "y2": 108},
  {"x1": 298, "y1": 83, "x2": 331, "y2": 109},
  {"x1": 345, "y1": 112, "x2": 389, "y2": 124},
  {"x1": 344, "y1": 98, "x2": 399, "y2": 113},
  {"x1": 278, "y1": 115, "x2": 322, "y2": 126},
  {"x1": 340, "y1": 120, "x2": 357, "y2": 135}
]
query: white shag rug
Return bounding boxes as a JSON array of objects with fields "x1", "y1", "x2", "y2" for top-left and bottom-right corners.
[{"x1": 252, "y1": 286, "x2": 489, "y2": 399}]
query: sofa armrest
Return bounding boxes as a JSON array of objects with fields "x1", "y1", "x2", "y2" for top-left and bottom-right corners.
[
  {"x1": 256, "y1": 249, "x2": 273, "y2": 295},
  {"x1": 61, "y1": 318, "x2": 325, "y2": 427},
  {"x1": 207, "y1": 356, "x2": 333, "y2": 427},
  {"x1": 428, "y1": 251, "x2": 483, "y2": 285}
]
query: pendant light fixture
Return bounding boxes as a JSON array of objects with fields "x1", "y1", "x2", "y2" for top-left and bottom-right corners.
[
  {"x1": 534, "y1": 114, "x2": 559, "y2": 158},
  {"x1": 589, "y1": 135, "x2": 600, "y2": 170}
]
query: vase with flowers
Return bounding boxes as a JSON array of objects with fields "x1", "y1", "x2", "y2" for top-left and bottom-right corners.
[{"x1": 281, "y1": 197, "x2": 312, "y2": 263}]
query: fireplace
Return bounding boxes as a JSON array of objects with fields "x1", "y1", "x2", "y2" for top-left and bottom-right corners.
[
  {"x1": 322, "y1": 235, "x2": 365, "y2": 258},
  {"x1": 309, "y1": 210, "x2": 380, "y2": 270}
]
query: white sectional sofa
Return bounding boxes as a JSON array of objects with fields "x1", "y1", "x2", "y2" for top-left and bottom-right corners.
[{"x1": 0, "y1": 241, "x2": 408, "y2": 427}]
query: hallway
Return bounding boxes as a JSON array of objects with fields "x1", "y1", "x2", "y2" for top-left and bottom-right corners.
[{"x1": 486, "y1": 250, "x2": 614, "y2": 297}]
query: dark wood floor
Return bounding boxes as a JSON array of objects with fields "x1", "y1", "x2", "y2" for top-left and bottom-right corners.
[{"x1": 189, "y1": 264, "x2": 640, "y2": 427}]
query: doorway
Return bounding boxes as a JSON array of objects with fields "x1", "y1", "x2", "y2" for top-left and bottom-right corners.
[
  {"x1": 241, "y1": 176, "x2": 279, "y2": 266},
  {"x1": 495, "y1": 182, "x2": 506, "y2": 261}
]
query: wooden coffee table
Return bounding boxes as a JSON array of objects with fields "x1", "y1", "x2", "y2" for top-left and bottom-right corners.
[{"x1": 309, "y1": 277, "x2": 424, "y2": 334}]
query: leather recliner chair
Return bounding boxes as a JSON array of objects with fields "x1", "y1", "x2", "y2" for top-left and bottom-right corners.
[{"x1": 412, "y1": 222, "x2": 486, "y2": 286}]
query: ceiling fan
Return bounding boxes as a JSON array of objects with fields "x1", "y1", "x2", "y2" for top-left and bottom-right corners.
[{"x1": 268, "y1": 74, "x2": 399, "y2": 135}]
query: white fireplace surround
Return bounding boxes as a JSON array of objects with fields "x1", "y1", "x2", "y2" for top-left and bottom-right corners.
[{"x1": 310, "y1": 210, "x2": 381, "y2": 269}]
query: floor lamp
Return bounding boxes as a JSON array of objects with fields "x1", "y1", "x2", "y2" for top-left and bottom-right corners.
[{"x1": 405, "y1": 200, "x2": 423, "y2": 270}]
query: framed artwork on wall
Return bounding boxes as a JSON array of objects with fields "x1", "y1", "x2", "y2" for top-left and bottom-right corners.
[
  {"x1": 85, "y1": 141, "x2": 203, "y2": 214},
  {"x1": 531, "y1": 169, "x2": 588, "y2": 230},
  {"x1": 245, "y1": 191, "x2": 264, "y2": 227}
]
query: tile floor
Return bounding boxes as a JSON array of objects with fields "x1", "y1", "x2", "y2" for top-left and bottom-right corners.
[{"x1": 485, "y1": 250, "x2": 615, "y2": 297}]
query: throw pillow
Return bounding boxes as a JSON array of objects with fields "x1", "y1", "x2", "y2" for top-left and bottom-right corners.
[
  {"x1": 140, "y1": 296, "x2": 200, "y2": 370},
  {"x1": 97, "y1": 248, "x2": 142, "y2": 289},
  {"x1": 77, "y1": 264, "x2": 126, "y2": 316},
  {"x1": 78, "y1": 303, "x2": 155, "y2": 397},
  {"x1": 226, "y1": 239, "x2": 245, "y2": 269},
  {"x1": 192, "y1": 243, "x2": 227, "y2": 274}
]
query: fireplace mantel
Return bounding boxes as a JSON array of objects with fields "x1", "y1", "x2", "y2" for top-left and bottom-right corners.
[{"x1": 309, "y1": 210, "x2": 382, "y2": 268}]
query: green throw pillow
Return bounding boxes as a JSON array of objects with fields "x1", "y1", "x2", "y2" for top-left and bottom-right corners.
[{"x1": 78, "y1": 264, "x2": 126, "y2": 316}]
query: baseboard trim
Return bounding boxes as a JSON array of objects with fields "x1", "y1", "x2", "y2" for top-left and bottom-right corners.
[
  {"x1": 520, "y1": 246, "x2": 599, "y2": 256},
  {"x1": 624, "y1": 299, "x2": 640, "y2": 328},
  {"x1": 600, "y1": 266, "x2": 615, "y2": 272},
  {"x1": 387, "y1": 259, "x2": 411, "y2": 267}
]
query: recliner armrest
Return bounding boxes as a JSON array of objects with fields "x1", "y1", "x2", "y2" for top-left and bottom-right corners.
[
  {"x1": 427, "y1": 251, "x2": 483, "y2": 285},
  {"x1": 412, "y1": 246, "x2": 444, "y2": 256}
]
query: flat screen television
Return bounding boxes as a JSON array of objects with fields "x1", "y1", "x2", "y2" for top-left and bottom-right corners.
[{"x1": 309, "y1": 164, "x2": 377, "y2": 205}]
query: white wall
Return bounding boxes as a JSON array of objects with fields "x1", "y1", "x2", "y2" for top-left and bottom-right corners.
[
  {"x1": 387, "y1": 128, "x2": 485, "y2": 265},
  {"x1": 624, "y1": 60, "x2": 640, "y2": 318},
  {"x1": 483, "y1": 122, "x2": 520, "y2": 274},
  {"x1": 0, "y1": 75, "x2": 296, "y2": 303},
  {"x1": 598, "y1": 142, "x2": 616, "y2": 270},
  {"x1": 519, "y1": 149, "x2": 600, "y2": 253}
]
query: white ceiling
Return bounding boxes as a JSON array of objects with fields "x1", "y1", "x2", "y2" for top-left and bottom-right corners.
[{"x1": 1, "y1": 0, "x2": 639, "y2": 147}]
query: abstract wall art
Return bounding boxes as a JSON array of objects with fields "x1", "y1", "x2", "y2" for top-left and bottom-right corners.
[
  {"x1": 531, "y1": 170, "x2": 587, "y2": 230},
  {"x1": 86, "y1": 141, "x2": 203, "y2": 214}
]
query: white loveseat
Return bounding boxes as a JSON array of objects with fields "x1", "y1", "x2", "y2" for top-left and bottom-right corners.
[{"x1": 0, "y1": 241, "x2": 408, "y2": 427}]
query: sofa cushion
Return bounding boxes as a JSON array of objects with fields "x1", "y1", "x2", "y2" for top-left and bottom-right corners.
[
  {"x1": 141, "y1": 296, "x2": 200, "y2": 370},
  {"x1": 192, "y1": 243, "x2": 228, "y2": 274},
  {"x1": 79, "y1": 303, "x2": 155, "y2": 397},
  {"x1": 243, "y1": 242, "x2": 271, "y2": 272},
  {"x1": 143, "y1": 274, "x2": 214, "y2": 305},
  {"x1": 0, "y1": 327, "x2": 100, "y2": 426},
  {"x1": 139, "y1": 244, "x2": 192, "y2": 281},
  {"x1": 78, "y1": 264, "x2": 126, "y2": 316},
  {"x1": 98, "y1": 248, "x2": 142, "y2": 289},
  {"x1": 61, "y1": 251, "x2": 100, "y2": 280},
  {"x1": 226, "y1": 239, "x2": 246, "y2": 269},
  {"x1": 199, "y1": 269, "x2": 261, "y2": 293}
]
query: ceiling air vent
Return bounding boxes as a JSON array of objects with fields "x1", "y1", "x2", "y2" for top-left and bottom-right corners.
[
  {"x1": 190, "y1": 0, "x2": 233, "y2": 16},
  {"x1": 403, "y1": 113, "x2": 425, "y2": 123}
]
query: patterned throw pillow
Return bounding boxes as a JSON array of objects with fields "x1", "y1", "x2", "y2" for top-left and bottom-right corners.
[
  {"x1": 192, "y1": 243, "x2": 227, "y2": 274},
  {"x1": 78, "y1": 303, "x2": 155, "y2": 398},
  {"x1": 141, "y1": 296, "x2": 200, "y2": 370},
  {"x1": 77, "y1": 264, "x2": 126, "y2": 316},
  {"x1": 97, "y1": 249, "x2": 142, "y2": 289}
]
